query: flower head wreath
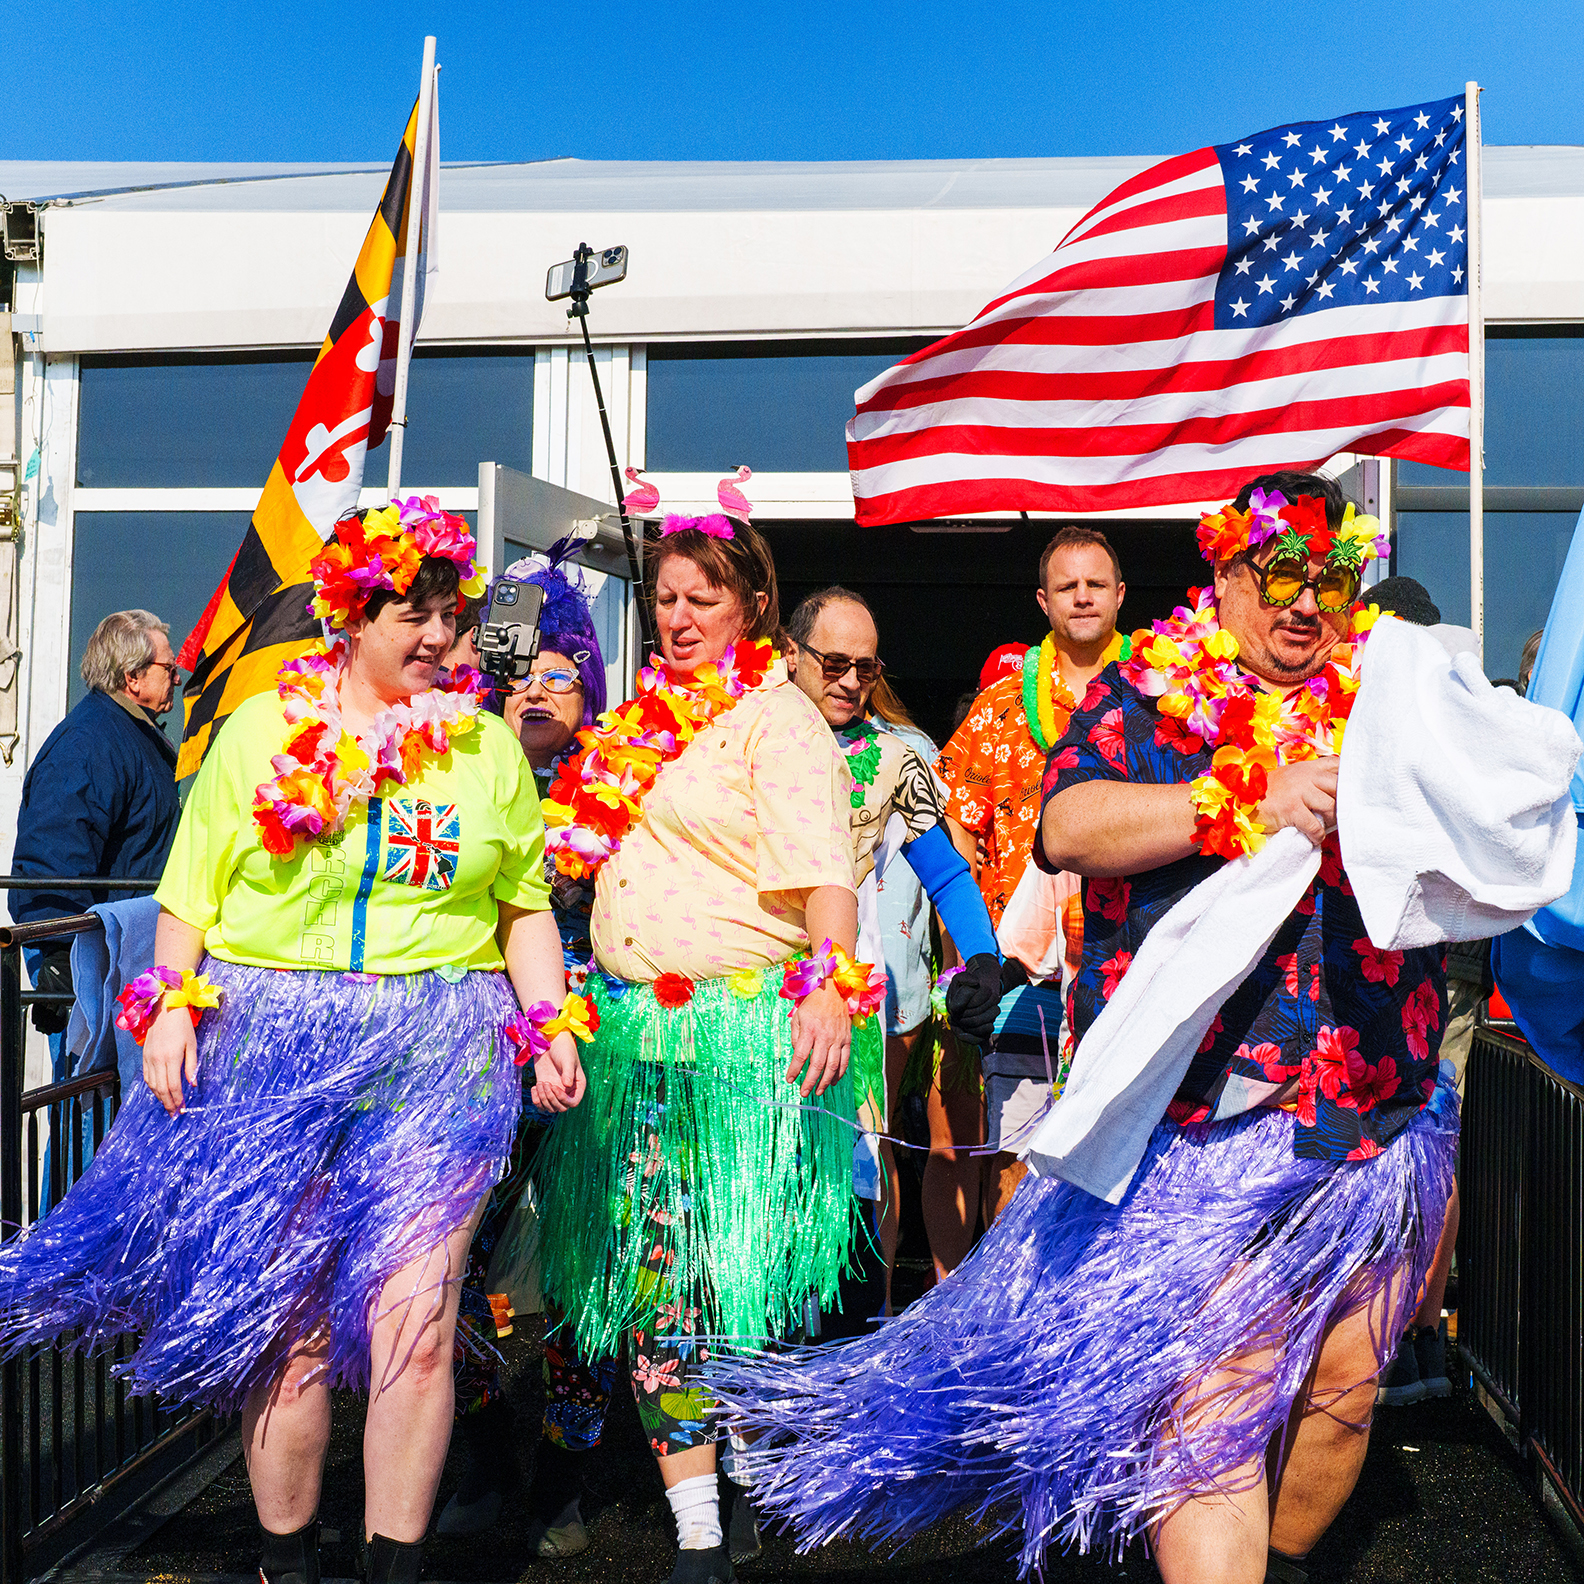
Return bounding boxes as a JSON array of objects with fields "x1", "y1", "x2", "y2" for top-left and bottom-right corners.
[
  {"x1": 308, "y1": 495, "x2": 489, "y2": 631},
  {"x1": 1195, "y1": 487, "x2": 1390, "y2": 575}
]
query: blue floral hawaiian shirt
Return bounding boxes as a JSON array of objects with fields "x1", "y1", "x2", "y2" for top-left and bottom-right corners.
[{"x1": 1036, "y1": 661, "x2": 1445, "y2": 1163}]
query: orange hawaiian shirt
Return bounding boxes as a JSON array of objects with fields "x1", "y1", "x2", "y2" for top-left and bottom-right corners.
[{"x1": 936, "y1": 633, "x2": 1126, "y2": 927}]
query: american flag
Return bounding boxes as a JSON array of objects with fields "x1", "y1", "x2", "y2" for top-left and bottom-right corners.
[{"x1": 848, "y1": 94, "x2": 1470, "y2": 526}]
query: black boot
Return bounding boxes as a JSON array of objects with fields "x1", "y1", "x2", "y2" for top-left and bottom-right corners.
[
  {"x1": 724, "y1": 1479, "x2": 761, "y2": 1564},
  {"x1": 1266, "y1": 1550, "x2": 1308, "y2": 1584},
  {"x1": 364, "y1": 1534, "x2": 423, "y2": 1584},
  {"x1": 665, "y1": 1545, "x2": 734, "y2": 1584},
  {"x1": 259, "y1": 1518, "x2": 320, "y2": 1584},
  {"x1": 525, "y1": 1438, "x2": 591, "y2": 1558},
  {"x1": 436, "y1": 1394, "x2": 520, "y2": 1536}
]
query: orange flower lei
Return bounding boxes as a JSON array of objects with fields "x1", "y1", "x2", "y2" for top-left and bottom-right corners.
[
  {"x1": 1121, "y1": 589, "x2": 1380, "y2": 860},
  {"x1": 541, "y1": 638, "x2": 777, "y2": 880}
]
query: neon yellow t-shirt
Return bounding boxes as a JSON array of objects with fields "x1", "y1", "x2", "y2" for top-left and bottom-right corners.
[{"x1": 156, "y1": 690, "x2": 551, "y2": 973}]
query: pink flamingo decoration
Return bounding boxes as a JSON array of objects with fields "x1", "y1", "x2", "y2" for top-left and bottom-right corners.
[
  {"x1": 622, "y1": 466, "x2": 661, "y2": 516},
  {"x1": 716, "y1": 464, "x2": 754, "y2": 523}
]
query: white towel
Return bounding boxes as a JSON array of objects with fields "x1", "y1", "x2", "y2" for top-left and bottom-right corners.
[
  {"x1": 1021, "y1": 829, "x2": 1319, "y2": 1203},
  {"x1": 1021, "y1": 614, "x2": 1582, "y2": 1204},
  {"x1": 1338, "y1": 614, "x2": 1582, "y2": 949}
]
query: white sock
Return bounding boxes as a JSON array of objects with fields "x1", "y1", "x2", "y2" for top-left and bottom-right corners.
[{"x1": 665, "y1": 1472, "x2": 722, "y2": 1550}]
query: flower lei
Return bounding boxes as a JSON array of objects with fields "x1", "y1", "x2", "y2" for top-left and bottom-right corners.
[
  {"x1": 1022, "y1": 633, "x2": 1133, "y2": 754},
  {"x1": 115, "y1": 967, "x2": 223, "y2": 1046},
  {"x1": 841, "y1": 720, "x2": 883, "y2": 810},
  {"x1": 309, "y1": 496, "x2": 488, "y2": 631},
  {"x1": 779, "y1": 940, "x2": 887, "y2": 1022},
  {"x1": 540, "y1": 638, "x2": 777, "y2": 880},
  {"x1": 1122, "y1": 588, "x2": 1380, "y2": 860},
  {"x1": 251, "y1": 639, "x2": 486, "y2": 857},
  {"x1": 502, "y1": 990, "x2": 600, "y2": 1067}
]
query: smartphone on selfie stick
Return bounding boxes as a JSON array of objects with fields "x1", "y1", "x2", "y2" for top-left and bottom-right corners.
[{"x1": 476, "y1": 578, "x2": 546, "y2": 689}]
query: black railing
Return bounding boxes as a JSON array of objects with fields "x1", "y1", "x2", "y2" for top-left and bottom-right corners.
[
  {"x1": 0, "y1": 894, "x2": 221, "y2": 1584},
  {"x1": 1460, "y1": 1022, "x2": 1584, "y2": 1533}
]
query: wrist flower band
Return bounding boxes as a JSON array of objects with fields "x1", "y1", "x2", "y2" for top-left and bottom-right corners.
[
  {"x1": 115, "y1": 968, "x2": 223, "y2": 1046},
  {"x1": 930, "y1": 966, "x2": 964, "y2": 1021},
  {"x1": 780, "y1": 941, "x2": 886, "y2": 1022},
  {"x1": 502, "y1": 991, "x2": 600, "y2": 1068}
]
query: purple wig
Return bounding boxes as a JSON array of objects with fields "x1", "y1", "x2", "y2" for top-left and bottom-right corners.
[{"x1": 501, "y1": 538, "x2": 607, "y2": 725}]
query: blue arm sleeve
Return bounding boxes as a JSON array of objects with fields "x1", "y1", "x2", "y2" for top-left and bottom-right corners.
[{"x1": 901, "y1": 822, "x2": 1000, "y2": 963}]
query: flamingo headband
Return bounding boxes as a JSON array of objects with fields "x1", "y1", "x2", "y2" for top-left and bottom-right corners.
[{"x1": 625, "y1": 465, "x2": 755, "y2": 540}]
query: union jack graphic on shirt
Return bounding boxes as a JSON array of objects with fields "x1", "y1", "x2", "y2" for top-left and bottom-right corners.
[{"x1": 383, "y1": 799, "x2": 460, "y2": 891}]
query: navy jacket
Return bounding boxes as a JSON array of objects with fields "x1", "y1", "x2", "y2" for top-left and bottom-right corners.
[{"x1": 11, "y1": 691, "x2": 180, "y2": 924}]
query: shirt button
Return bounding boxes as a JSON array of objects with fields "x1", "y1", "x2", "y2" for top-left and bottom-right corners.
[
  {"x1": 625, "y1": 936, "x2": 633, "y2": 946},
  {"x1": 620, "y1": 878, "x2": 628, "y2": 887}
]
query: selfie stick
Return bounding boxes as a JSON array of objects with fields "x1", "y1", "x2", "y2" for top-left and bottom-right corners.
[{"x1": 566, "y1": 243, "x2": 655, "y2": 653}]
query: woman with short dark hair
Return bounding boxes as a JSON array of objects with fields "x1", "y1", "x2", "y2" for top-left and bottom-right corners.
[{"x1": 0, "y1": 501, "x2": 583, "y2": 1584}]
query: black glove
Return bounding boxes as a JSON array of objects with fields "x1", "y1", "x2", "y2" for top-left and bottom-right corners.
[
  {"x1": 30, "y1": 944, "x2": 73, "y2": 1035},
  {"x1": 945, "y1": 952, "x2": 1004, "y2": 1045}
]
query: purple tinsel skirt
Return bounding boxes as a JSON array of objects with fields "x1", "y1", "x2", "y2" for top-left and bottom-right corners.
[
  {"x1": 710, "y1": 1087, "x2": 1459, "y2": 1575},
  {"x1": 0, "y1": 959, "x2": 520, "y2": 1411}
]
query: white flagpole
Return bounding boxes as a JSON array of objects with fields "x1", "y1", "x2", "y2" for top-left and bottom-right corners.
[
  {"x1": 386, "y1": 34, "x2": 437, "y2": 502},
  {"x1": 1465, "y1": 80, "x2": 1485, "y2": 663}
]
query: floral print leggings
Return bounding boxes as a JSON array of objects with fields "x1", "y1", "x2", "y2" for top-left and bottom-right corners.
[{"x1": 542, "y1": 1216, "x2": 715, "y2": 1458}]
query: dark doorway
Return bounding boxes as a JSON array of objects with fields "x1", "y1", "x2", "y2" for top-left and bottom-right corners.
[{"x1": 762, "y1": 518, "x2": 1206, "y2": 748}]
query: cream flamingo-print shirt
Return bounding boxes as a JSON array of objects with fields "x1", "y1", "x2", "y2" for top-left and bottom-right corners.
[{"x1": 591, "y1": 660, "x2": 855, "y2": 982}]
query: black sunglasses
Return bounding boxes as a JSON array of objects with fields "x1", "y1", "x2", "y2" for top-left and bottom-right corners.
[
  {"x1": 799, "y1": 641, "x2": 884, "y2": 686},
  {"x1": 1254, "y1": 557, "x2": 1362, "y2": 614}
]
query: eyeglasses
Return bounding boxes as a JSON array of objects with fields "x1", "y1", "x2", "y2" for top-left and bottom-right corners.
[
  {"x1": 799, "y1": 641, "x2": 884, "y2": 686},
  {"x1": 1254, "y1": 557, "x2": 1362, "y2": 614},
  {"x1": 509, "y1": 667, "x2": 583, "y2": 696},
  {"x1": 140, "y1": 661, "x2": 183, "y2": 681}
]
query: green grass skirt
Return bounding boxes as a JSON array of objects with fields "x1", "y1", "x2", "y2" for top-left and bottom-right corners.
[
  {"x1": 534, "y1": 970, "x2": 861, "y2": 1359},
  {"x1": 849, "y1": 1013, "x2": 884, "y2": 1119}
]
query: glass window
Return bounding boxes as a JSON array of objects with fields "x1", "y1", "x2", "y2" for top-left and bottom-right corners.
[
  {"x1": 1394, "y1": 511, "x2": 1578, "y2": 679},
  {"x1": 1399, "y1": 330, "x2": 1584, "y2": 487},
  {"x1": 645, "y1": 339, "x2": 934, "y2": 473},
  {"x1": 77, "y1": 348, "x2": 534, "y2": 489},
  {"x1": 69, "y1": 511, "x2": 254, "y2": 746}
]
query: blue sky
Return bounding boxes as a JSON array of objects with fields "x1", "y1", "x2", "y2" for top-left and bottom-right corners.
[{"x1": 12, "y1": 0, "x2": 1583, "y2": 164}]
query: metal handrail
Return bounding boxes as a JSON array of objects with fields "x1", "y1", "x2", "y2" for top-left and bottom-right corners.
[
  {"x1": 1, "y1": 906, "x2": 217, "y2": 1583},
  {"x1": 1460, "y1": 1022, "x2": 1584, "y2": 1536},
  {"x1": 0, "y1": 879, "x2": 158, "y2": 892},
  {"x1": 0, "y1": 916, "x2": 103, "y2": 949}
]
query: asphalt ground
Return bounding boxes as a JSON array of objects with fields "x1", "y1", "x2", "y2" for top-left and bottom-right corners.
[{"x1": 112, "y1": 1300, "x2": 1581, "y2": 1584}]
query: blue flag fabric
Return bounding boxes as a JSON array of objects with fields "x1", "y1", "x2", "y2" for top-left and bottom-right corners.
[{"x1": 1492, "y1": 507, "x2": 1584, "y2": 1083}]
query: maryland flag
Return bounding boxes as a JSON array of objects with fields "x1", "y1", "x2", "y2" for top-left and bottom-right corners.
[{"x1": 175, "y1": 87, "x2": 440, "y2": 777}]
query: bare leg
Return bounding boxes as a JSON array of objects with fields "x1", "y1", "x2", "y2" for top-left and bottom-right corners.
[
  {"x1": 920, "y1": 1030, "x2": 984, "y2": 1283},
  {"x1": 362, "y1": 1202, "x2": 486, "y2": 1542},
  {"x1": 657, "y1": 1442, "x2": 717, "y2": 1487},
  {"x1": 243, "y1": 1337, "x2": 334, "y2": 1532},
  {"x1": 1154, "y1": 1342, "x2": 1275, "y2": 1584},
  {"x1": 1414, "y1": 1179, "x2": 1459, "y2": 1328},
  {"x1": 1268, "y1": 1284, "x2": 1395, "y2": 1558},
  {"x1": 987, "y1": 1153, "x2": 1028, "y2": 1224},
  {"x1": 878, "y1": 1027, "x2": 920, "y2": 1313}
]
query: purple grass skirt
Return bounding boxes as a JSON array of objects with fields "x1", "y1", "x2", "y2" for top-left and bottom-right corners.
[
  {"x1": 0, "y1": 959, "x2": 521, "y2": 1411},
  {"x1": 710, "y1": 1085, "x2": 1458, "y2": 1576}
]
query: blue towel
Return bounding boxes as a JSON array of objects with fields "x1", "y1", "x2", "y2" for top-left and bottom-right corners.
[
  {"x1": 65, "y1": 896, "x2": 159, "y2": 1100},
  {"x1": 1493, "y1": 507, "x2": 1584, "y2": 1080}
]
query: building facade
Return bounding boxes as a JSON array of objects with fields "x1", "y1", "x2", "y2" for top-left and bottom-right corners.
[{"x1": 1, "y1": 149, "x2": 1581, "y2": 858}]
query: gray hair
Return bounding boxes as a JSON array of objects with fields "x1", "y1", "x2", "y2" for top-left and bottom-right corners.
[{"x1": 79, "y1": 610, "x2": 170, "y2": 695}]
